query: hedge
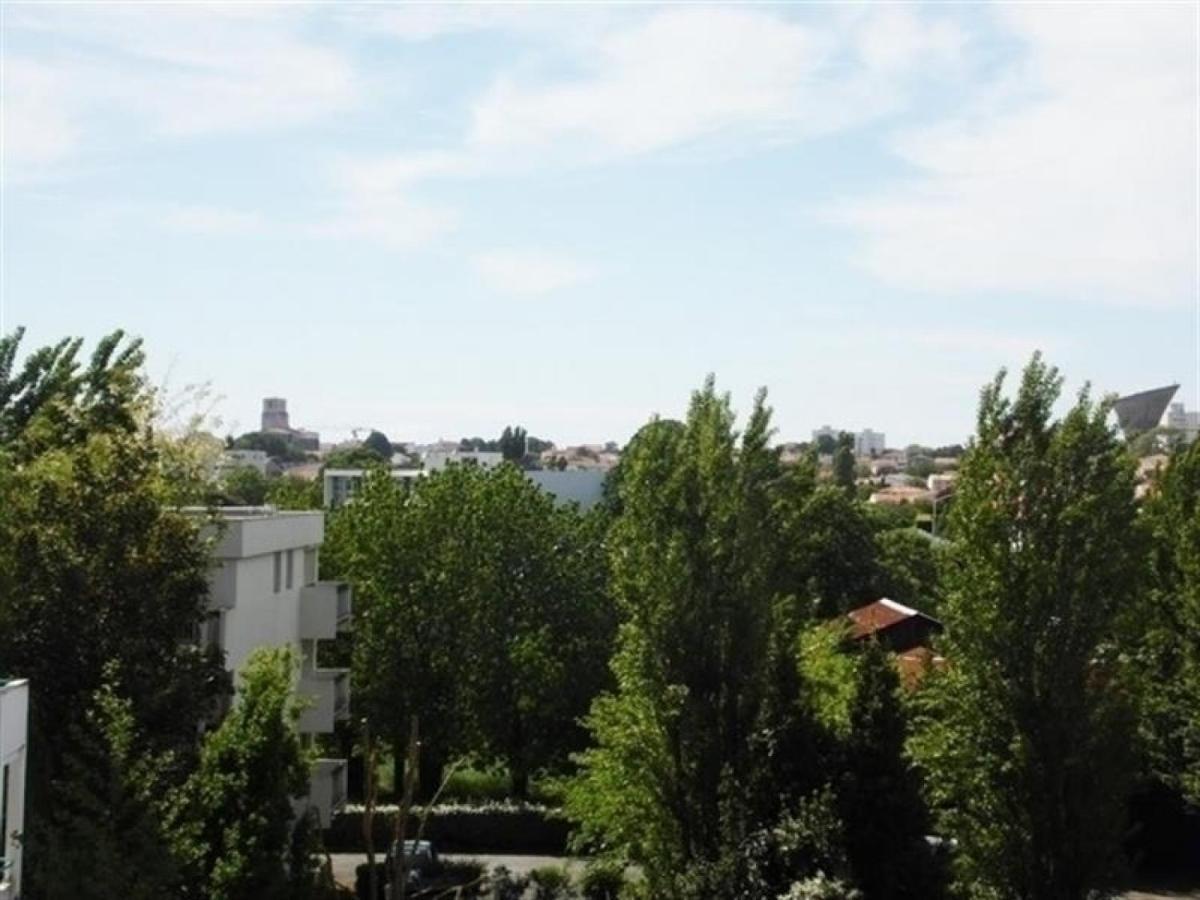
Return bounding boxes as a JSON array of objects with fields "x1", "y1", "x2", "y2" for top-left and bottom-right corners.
[{"x1": 326, "y1": 802, "x2": 570, "y2": 855}]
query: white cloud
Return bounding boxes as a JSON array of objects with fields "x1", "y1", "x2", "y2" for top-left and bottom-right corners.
[
  {"x1": 466, "y1": 6, "x2": 966, "y2": 159},
  {"x1": 161, "y1": 206, "x2": 265, "y2": 236},
  {"x1": 3, "y1": 5, "x2": 357, "y2": 180},
  {"x1": 474, "y1": 249, "x2": 590, "y2": 296},
  {"x1": 833, "y1": 3, "x2": 1196, "y2": 309}
]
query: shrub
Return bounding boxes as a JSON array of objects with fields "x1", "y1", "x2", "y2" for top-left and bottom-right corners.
[
  {"x1": 488, "y1": 866, "x2": 530, "y2": 900},
  {"x1": 777, "y1": 873, "x2": 863, "y2": 900},
  {"x1": 579, "y1": 861, "x2": 626, "y2": 900},
  {"x1": 530, "y1": 865, "x2": 573, "y2": 900}
]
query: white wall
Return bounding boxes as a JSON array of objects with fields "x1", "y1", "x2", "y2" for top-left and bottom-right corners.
[
  {"x1": 0, "y1": 679, "x2": 29, "y2": 899},
  {"x1": 526, "y1": 470, "x2": 606, "y2": 509}
]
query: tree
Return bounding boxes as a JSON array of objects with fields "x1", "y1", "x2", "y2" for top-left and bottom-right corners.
[
  {"x1": 171, "y1": 647, "x2": 312, "y2": 900},
  {"x1": 324, "y1": 464, "x2": 613, "y2": 797},
  {"x1": 833, "y1": 433, "x2": 856, "y2": 495},
  {"x1": 1137, "y1": 439, "x2": 1200, "y2": 806},
  {"x1": 911, "y1": 356, "x2": 1141, "y2": 900},
  {"x1": 39, "y1": 675, "x2": 182, "y2": 900},
  {"x1": 221, "y1": 465, "x2": 270, "y2": 505},
  {"x1": 566, "y1": 378, "x2": 822, "y2": 896},
  {"x1": 362, "y1": 430, "x2": 393, "y2": 459},
  {"x1": 323, "y1": 445, "x2": 388, "y2": 470},
  {"x1": 786, "y1": 487, "x2": 881, "y2": 617},
  {"x1": 499, "y1": 425, "x2": 528, "y2": 463},
  {"x1": 874, "y1": 529, "x2": 943, "y2": 614},
  {"x1": 839, "y1": 641, "x2": 938, "y2": 900},
  {"x1": 265, "y1": 475, "x2": 323, "y2": 510},
  {"x1": 232, "y1": 431, "x2": 308, "y2": 463}
]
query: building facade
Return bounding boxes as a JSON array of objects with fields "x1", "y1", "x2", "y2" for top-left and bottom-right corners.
[
  {"x1": 1167, "y1": 402, "x2": 1200, "y2": 443},
  {"x1": 0, "y1": 679, "x2": 28, "y2": 900},
  {"x1": 204, "y1": 509, "x2": 351, "y2": 828},
  {"x1": 854, "y1": 429, "x2": 886, "y2": 457},
  {"x1": 324, "y1": 466, "x2": 606, "y2": 510}
]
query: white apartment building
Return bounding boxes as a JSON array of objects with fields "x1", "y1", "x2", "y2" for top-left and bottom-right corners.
[
  {"x1": 323, "y1": 468, "x2": 426, "y2": 508},
  {"x1": 219, "y1": 449, "x2": 271, "y2": 475},
  {"x1": 854, "y1": 429, "x2": 887, "y2": 458},
  {"x1": 422, "y1": 449, "x2": 504, "y2": 471},
  {"x1": 204, "y1": 509, "x2": 351, "y2": 828},
  {"x1": 324, "y1": 467, "x2": 605, "y2": 510},
  {"x1": 0, "y1": 679, "x2": 28, "y2": 900}
]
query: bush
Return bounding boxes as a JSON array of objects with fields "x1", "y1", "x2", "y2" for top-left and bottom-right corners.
[
  {"x1": 777, "y1": 873, "x2": 863, "y2": 900},
  {"x1": 489, "y1": 866, "x2": 530, "y2": 900},
  {"x1": 530, "y1": 865, "x2": 573, "y2": 900},
  {"x1": 327, "y1": 803, "x2": 569, "y2": 854},
  {"x1": 579, "y1": 861, "x2": 626, "y2": 900}
]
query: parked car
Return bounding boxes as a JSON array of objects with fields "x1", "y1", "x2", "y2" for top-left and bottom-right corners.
[{"x1": 385, "y1": 839, "x2": 440, "y2": 877}]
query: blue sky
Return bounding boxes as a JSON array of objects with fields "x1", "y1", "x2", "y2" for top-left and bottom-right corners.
[{"x1": 3, "y1": 1, "x2": 1197, "y2": 447}]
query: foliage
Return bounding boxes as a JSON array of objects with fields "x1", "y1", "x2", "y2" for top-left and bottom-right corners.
[
  {"x1": 579, "y1": 860, "x2": 627, "y2": 900},
  {"x1": 777, "y1": 873, "x2": 863, "y2": 900},
  {"x1": 797, "y1": 623, "x2": 859, "y2": 739},
  {"x1": 786, "y1": 487, "x2": 881, "y2": 617},
  {"x1": 325, "y1": 463, "x2": 614, "y2": 797},
  {"x1": 530, "y1": 865, "x2": 573, "y2": 899},
  {"x1": 874, "y1": 529, "x2": 944, "y2": 614},
  {"x1": 1136, "y1": 439, "x2": 1200, "y2": 806},
  {"x1": 221, "y1": 464, "x2": 271, "y2": 505},
  {"x1": 37, "y1": 675, "x2": 181, "y2": 900},
  {"x1": 838, "y1": 641, "x2": 939, "y2": 900},
  {"x1": 171, "y1": 647, "x2": 313, "y2": 900},
  {"x1": 324, "y1": 445, "x2": 389, "y2": 470},
  {"x1": 833, "y1": 433, "x2": 856, "y2": 495},
  {"x1": 266, "y1": 474, "x2": 324, "y2": 510},
  {"x1": 362, "y1": 430, "x2": 393, "y2": 459},
  {"x1": 910, "y1": 355, "x2": 1141, "y2": 900},
  {"x1": 499, "y1": 425, "x2": 528, "y2": 462},
  {"x1": 232, "y1": 430, "x2": 310, "y2": 463},
  {"x1": 566, "y1": 378, "x2": 834, "y2": 897}
]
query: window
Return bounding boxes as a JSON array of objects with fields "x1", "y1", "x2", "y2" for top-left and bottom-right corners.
[
  {"x1": 273, "y1": 552, "x2": 282, "y2": 593},
  {"x1": 286, "y1": 549, "x2": 294, "y2": 590}
]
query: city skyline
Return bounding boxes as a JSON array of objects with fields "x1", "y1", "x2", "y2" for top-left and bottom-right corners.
[{"x1": 4, "y1": 2, "x2": 1197, "y2": 447}]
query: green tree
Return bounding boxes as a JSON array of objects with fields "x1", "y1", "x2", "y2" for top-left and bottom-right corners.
[
  {"x1": 265, "y1": 474, "x2": 323, "y2": 510},
  {"x1": 1137, "y1": 439, "x2": 1200, "y2": 805},
  {"x1": 172, "y1": 647, "x2": 312, "y2": 900},
  {"x1": 362, "y1": 430, "x2": 393, "y2": 459},
  {"x1": 833, "y1": 433, "x2": 856, "y2": 495},
  {"x1": 40, "y1": 675, "x2": 182, "y2": 900},
  {"x1": 566, "y1": 378, "x2": 819, "y2": 895},
  {"x1": 221, "y1": 465, "x2": 270, "y2": 505},
  {"x1": 911, "y1": 356, "x2": 1141, "y2": 900},
  {"x1": 323, "y1": 445, "x2": 388, "y2": 469},
  {"x1": 325, "y1": 464, "x2": 613, "y2": 797},
  {"x1": 499, "y1": 425, "x2": 528, "y2": 463},
  {"x1": 874, "y1": 529, "x2": 944, "y2": 614},
  {"x1": 839, "y1": 641, "x2": 938, "y2": 900},
  {"x1": 232, "y1": 431, "x2": 308, "y2": 463},
  {"x1": 787, "y1": 487, "x2": 881, "y2": 616}
]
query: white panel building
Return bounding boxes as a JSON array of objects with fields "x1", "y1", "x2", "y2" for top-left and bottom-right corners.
[
  {"x1": 0, "y1": 679, "x2": 28, "y2": 900},
  {"x1": 204, "y1": 509, "x2": 351, "y2": 828}
]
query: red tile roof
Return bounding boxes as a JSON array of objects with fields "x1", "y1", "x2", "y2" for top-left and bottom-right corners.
[{"x1": 847, "y1": 598, "x2": 924, "y2": 639}]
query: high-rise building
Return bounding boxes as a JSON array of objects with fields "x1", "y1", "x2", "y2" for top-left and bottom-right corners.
[
  {"x1": 854, "y1": 429, "x2": 887, "y2": 457},
  {"x1": 1167, "y1": 402, "x2": 1200, "y2": 442}
]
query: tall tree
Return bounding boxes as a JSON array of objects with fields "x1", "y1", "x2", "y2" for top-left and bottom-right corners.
[
  {"x1": 911, "y1": 356, "x2": 1141, "y2": 900},
  {"x1": 566, "y1": 378, "x2": 815, "y2": 896},
  {"x1": 833, "y1": 432, "x2": 856, "y2": 495},
  {"x1": 1137, "y1": 439, "x2": 1200, "y2": 806}
]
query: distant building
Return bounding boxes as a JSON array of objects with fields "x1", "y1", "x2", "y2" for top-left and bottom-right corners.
[
  {"x1": 869, "y1": 485, "x2": 932, "y2": 506},
  {"x1": 323, "y1": 466, "x2": 606, "y2": 510},
  {"x1": 927, "y1": 472, "x2": 957, "y2": 494},
  {"x1": 260, "y1": 398, "x2": 320, "y2": 451},
  {"x1": 423, "y1": 449, "x2": 504, "y2": 472},
  {"x1": 854, "y1": 429, "x2": 886, "y2": 457},
  {"x1": 1, "y1": 678, "x2": 29, "y2": 900},
  {"x1": 1166, "y1": 402, "x2": 1200, "y2": 443},
  {"x1": 1113, "y1": 385, "x2": 1178, "y2": 436},
  {"x1": 323, "y1": 468, "x2": 425, "y2": 508},
  {"x1": 201, "y1": 509, "x2": 351, "y2": 828}
]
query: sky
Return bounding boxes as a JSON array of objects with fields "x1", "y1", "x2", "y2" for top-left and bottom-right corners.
[{"x1": 2, "y1": 1, "x2": 1197, "y2": 448}]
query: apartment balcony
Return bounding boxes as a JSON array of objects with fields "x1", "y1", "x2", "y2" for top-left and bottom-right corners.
[
  {"x1": 298, "y1": 668, "x2": 351, "y2": 734},
  {"x1": 299, "y1": 581, "x2": 353, "y2": 641},
  {"x1": 303, "y1": 758, "x2": 348, "y2": 829}
]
